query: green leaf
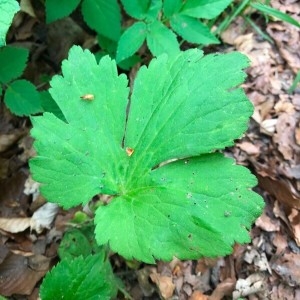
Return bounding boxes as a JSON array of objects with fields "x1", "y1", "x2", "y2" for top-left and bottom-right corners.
[
  {"x1": 163, "y1": 0, "x2": 182, "y2": 18},
  {"x1": 4, "y1": 79, "x2": 42, "y2": 116},
  {"x1": 30, "y1": 46, "x2": 263, "y2": 262},
  {"x1": 170, "y1": 14, "x2": 220, "y2": 44},
  {"x1": 82, "y1": 0, "x2": 121, "y2": 41},
  {"x1": 118, "y1": 54, "x2": 141, "y2": 70},
  {"x1": 146, "y1": 21, "x2": 180, "y2": 56},
  {"x1": 250, "y1": 2, "x2": 300, "y2": 28},
  {"x1": 40, "y1": 254, "x2": 118, "y2": 300},
  {"x1": 116, "y1": 22, "x2": 147, "y2": 63},
  {"x1": 95, "y1": 154, "x2": 262, "y2": 262},
  {"x1": 145, "y1": 0, "x2": 162, "y2": 21},
  {"x1": 120, "y1": 0, "x2": 151, "y2": 19},
  {"x1": 58, "y1": 229, "x2": 92, "y2": 260},
  {"x1": 0, "y1": 46, "x2": 29, "y2": 83},
  {"x1": 181, "y1": 0, "x2": 232, "y2": 19},
  {"x1": 45, "y1": 0, "x2": 81, "y2": 23},
  {"x1": 0, "y1": 0, "x2": 19, "y2": 47},
  {"x1": 40, "y1": 90, "x2": 65, "y2": 121},
  {"x1": 30, "y1": 46, "x2": 129, "y2": 208}
]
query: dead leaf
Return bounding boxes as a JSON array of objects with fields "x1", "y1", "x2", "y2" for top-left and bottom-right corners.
[
  {"x1": 209, "y1": 278, "x2": 235, "y2": 300},
  {"x1": 150, "y1": 272, "x2": 175, "y2": 299},
  {"x1": 232, "y1": 273, "x2": 266, "y2": 299},
  {"x1": 189, "y1": 290, "x2": 209, "y2": 300},
  {"x1": 255, "y1": 211, "x2": 280, "y2": 232},
  {"x1": 288, "y1": 208, "x2": 300, "y2": 246},
  {"x1": 0, "y1": 218, "x2": 31, "y2": 233},
  {"x1": 272, "y1": 252, "x2": 300, "y2": 286},
  {"x1": 30, "y1": 203, "x2": 59, "y2": 233},
  {"x1": 0, "y1": 252, "x2": 50, "y2": 296}
]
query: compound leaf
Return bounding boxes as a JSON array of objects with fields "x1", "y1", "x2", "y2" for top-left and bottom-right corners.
[
  {"x1": 116, "y1": 22, "x2": 147, "y2": 63},
  {"x1": 30, "y1": 46, "x2": 264, "y2": 263},
  {"x1": 0, "y1": 46, "x2": 29, "y2": 83},
  {"x1": 146, "y1": 21, "x2": 180, "y2": 57},
  {"x1": 0, "y1": 0, "x2": 19, "y2": 47},
  {"x1": 4, "y1": 79, "x2": 42, "y2": 116},
  {"x1": 40, "y1": 254, "x2": 117, "y2": 300},
  {"x1": 181, "y1": 0, "x2": 232, "y2": 19},
  {"x1": 170, "y1": 14, "x2": 220, "y2": 44},
  {"x1": 45, "y1": 0, "x2": 81, "y2": 23},
  {"x1": 82, "y1": 0, "x2": 121, "y2": 41}
]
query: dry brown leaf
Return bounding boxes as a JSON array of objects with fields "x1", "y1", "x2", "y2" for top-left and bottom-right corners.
[
  {"x1": 0, "y1": 253, "x2": 50, "y2": 296},
  {"x1": 236, "y1": 141, "x2": 260, "y2": 155},
  {"x1": 209, "y1": 278, "x2": 235, "y2": 300},
  {"x1": 272, "y1": 252, "x2": 300, "y2": 286},
  {"x1": 150, "y1": 272, "x2": 175, "y2": 299},
  {"x1": 0, "y1": 217, "x2": 31, "y2": 233},
  {"x1": 30, "y1": 203, "x2": 59, "y2": 233},
  {"x1": 288, "y1": 208, "x2": 300, "y2": 246},
  {"x1": 232, "y1": 273, "x2": 266, "y2": 299},
  {"x1": 189, "y1": 290, "x2": 209, "y2": 300},
  {"x1": 255, "y1": 211, "x2": 280, "y2": 232}
]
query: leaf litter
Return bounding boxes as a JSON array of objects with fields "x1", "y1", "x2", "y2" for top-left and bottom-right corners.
[{"x1": 0, "y1": 0, "x2": 300, "y2": 298}]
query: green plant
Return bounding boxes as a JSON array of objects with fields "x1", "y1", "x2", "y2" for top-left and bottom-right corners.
[
  {"x1": 0, "y1": 0, "x2": 59, "y2": 117},
  {"x1": 116, "y1": 0, "x2": 233, "y2": 61},
  {"x1": 214, "y1": 0, "x2": 300, "y2": 39},
  {"x1": 0, "y1": 0, "x2": 19, "y2": 47},
  {"x1": 45, "y1": 0, "x2": 233, "y2": 64},
  {"x1": 30, "y1": 45, "x2": 263, "y2": 297},
  {"x1": 0, "y1": 0, "x2": 43, "y2": 116},
  {"x1": 40, "y1": 221, "x2": 120, "y2": 300}
]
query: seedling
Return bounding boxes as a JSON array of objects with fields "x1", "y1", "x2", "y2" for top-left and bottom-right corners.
[{"x1": 30, "y1": 45, "x2": 263, "y2": 271}]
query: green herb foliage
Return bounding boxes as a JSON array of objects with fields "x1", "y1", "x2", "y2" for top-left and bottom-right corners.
[
  {"x1": 0, "y1": 0, "x2": 19, "y2": 47},
  {"x1": 30, "y1": 46, "x2": 264, "y2": 263}
]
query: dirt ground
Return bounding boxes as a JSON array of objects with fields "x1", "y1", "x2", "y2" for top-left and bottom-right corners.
[{"x1": 0, "y1": 0, "x2": 299, "y2": 299}]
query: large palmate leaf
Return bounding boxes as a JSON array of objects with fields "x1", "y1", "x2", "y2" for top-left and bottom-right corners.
[{"x1": 30, "y1": 46, "x2": 264, "y2": 262}]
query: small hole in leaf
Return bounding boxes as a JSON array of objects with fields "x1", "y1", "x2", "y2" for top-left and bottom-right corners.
[
  {"x1": 188, "y1": 234, "x2": 192, "y2": 239},
  {"x1": 184, "y1": 159, "x2": 189, "y2": 164}
]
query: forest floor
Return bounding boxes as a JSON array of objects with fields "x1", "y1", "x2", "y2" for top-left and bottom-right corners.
[{"x1": 0, "y1": 0, "x2": 300, "y2": 299}]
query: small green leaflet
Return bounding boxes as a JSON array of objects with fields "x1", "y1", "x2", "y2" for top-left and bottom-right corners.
[
  {"x1": 82, "y1": 0, "x2": 121, "y2": 41},
  {"x1": 0, "y1": 46, "x2": 29, "y2": 83},
  {"x1": 4, "y1": 79, "x2": 43, "y2": 116},
  {"x1": 30, "y1": 46, "x2": 264, "y2": 263},
  {"x1": 45, "y1": 0, "x2": 81, "y2": 23},
  {"x1": 0, "y1": 0, "x2": 19, "y2": 47},
  {"x1": 40, "y1": 254, "x2": 118, "y2": 300},
  {"x1": 116, "y1": 22, "x2": 147, "y2": 63},
  {"x1": 181, "y1": 0, "x2": 233, "y2": 19},
  {"x1": 170, "y1": 14, "x2": 220, "y2": 45}
]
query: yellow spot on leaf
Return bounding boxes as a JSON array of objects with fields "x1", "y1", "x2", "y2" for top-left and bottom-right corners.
[{"x1": 126, "y1": 147, "x2": 134, "y2": 156}]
